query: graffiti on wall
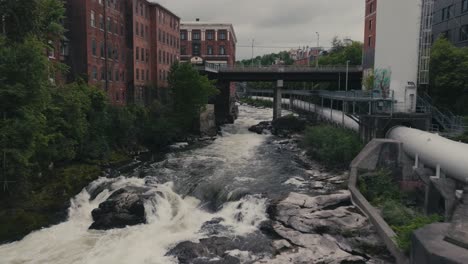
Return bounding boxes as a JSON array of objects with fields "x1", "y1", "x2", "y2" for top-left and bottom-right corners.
[{"x1": 374, "y1": 68, "x2": 392, "y2": 99}]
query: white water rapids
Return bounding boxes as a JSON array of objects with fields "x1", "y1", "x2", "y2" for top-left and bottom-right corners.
[{"x1": 0, "y1": 106, "x2": 283, "y2": 264}]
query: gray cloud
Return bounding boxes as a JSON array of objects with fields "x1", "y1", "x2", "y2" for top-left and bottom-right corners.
[{"x1": 150, "y1": 0, "x2": 364, "y2": 59}]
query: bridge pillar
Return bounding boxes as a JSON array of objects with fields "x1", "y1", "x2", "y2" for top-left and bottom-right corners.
[{"x1": 273, "y1": 80, "x2": 283, "y2": 120}]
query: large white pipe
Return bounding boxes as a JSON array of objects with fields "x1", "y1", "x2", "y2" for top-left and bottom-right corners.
[
  {"x1": 251, "y1": 96, "x2": 359, "y2": 131},
  {"x1": 387, "y1": 126, "x2": 468, "y2": 183}
]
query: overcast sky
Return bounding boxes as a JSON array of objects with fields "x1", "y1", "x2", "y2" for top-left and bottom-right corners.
[{"x1": 151, "y1": 0, "x2": 365, "y2": 60}]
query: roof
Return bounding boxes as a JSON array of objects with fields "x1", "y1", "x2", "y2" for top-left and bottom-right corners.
[
  {"x1": 146, "y1": 1, "x2": 180, "y2": 20},
  {"x1": 180, "y1": 22, "x2": 237, "y2": 43}
]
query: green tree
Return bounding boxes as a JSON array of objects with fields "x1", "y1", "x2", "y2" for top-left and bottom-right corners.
[
  {"x1": 168, "y1": 62, "x2": 219, "y2": 132},
  {"x1": 319, "y1": 38, "x2": 363, "y2": 66},
  {"x1": 429, "y1": 37, "x2": 468, "y2": 115}
]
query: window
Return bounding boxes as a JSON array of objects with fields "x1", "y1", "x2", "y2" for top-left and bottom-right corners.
[
  {"x1": 146, "y1": 49, "x2": 149, "y2": 63},
  {"x1": 136, "y1": 69, "x2": 139, "y2": 80},
  {"x1": 463, "y1": 0, "x2": 468, "y2": 13},
  {"x1": 193, "y1": 44, "x2": 200, "y2": 56},
  {"x1": 108, "y1": 70, "x2": 112, "y2": 81},
  {"x1": 219, "y1": 45, "x2": 226, "y2": 55},
  {"x1": 107, "y1": 44, "x2": 112, "y2": 59},
  {"x1": 141, "y1": 69, "x2": 145, "y2": 81},
  {"x1": 91, "y1": 11, "x2": 96, "y2": 27},
  {"x1": 135, "y1": 1, "x2": 138, "y2": 14},
  {"x1": 92, "y1": 39, "x2": 97, "y2": 56},
  {"x1": 146, "y1": 70, "x2": 149, "y2": 81},
  {"x1": 92, "y1": 67, "x2": 98, "y2": 80},
  {"x1": 219, "y1": 30, "x2": 227, "y2": 40},
  {"x1": 99, "y1": 15, "x2": 104, "y2": 30},
  {"x1": 101, "y1": 67, "x2": 105, "y2": 80},
  {"x1": 206, "y1": 30, "x2": 214, "y2": 40},
  {"x1": 159, "y1": 50, "x2": 162, "y2": 63},
  {"x1": 107, "y1": 17, "x2": 111, "y2": 32},
  {"x1": 460, "y1": 25, "x2": 468, "y2": 41},
  {"x1": 207, "y1": 45, "x2": 213, "y2": 55},
  {"x1": 442, "y1": 5, "x2": 453, "y2": 21},
  {"x1": 180, "y1": 31, "x2": 186, "y2": 40},
  {"x1": 181, "y1": 45, "x2": 186, "y2": 55},
  {"x1": 369, "y1": 3, "x2": 374, "y2": 14},
  {"x1": 369, "y1": 19, "x2": 373, "y2": 30},
  {"x1": 192, "y1": 30, "x2": 201, "y2": 40},
  {"x1": 447, "y1": 5, "x2": 452, "y2": 19},
  {"x1": 442, "y1": 8, "x2": 446, "y2": 20},
  {"x1": 136, "y1": 22, "x2": 139, "y2": 36},
  {"x1": 140, "y1": 3, "x2": 143, "y2": 16},
  {"x1": 136, "y1": 47, "x2": 140, "y2": 61},
  {"x1": 100, "y1": 43, "x2": 105, "y2": 58},
  {"x1": 368, "y1": 36, "x2": 372, "y2": 47},
  {"x1": 163, "y1": 51, "x2": 166, "y2": 64},
  {"x1": 145, "y1": 26, "x2": 148, "y2": 40},
  {"x1": 115, "y1": 70, "x2": 119, "y2": 81}
]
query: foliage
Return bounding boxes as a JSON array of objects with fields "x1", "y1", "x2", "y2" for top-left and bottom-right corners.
[
  {"x1": 363, "y1": 73, "x2": 375, "y2": 91},
  {"x1": 319, "y1": 37, "x2": 363, "y2": 66},
  {"x1": 237, "y1": 51, "x2": 294, "y2": 66},
  {"x1": 358, "y1": 170, "x2": 401, "y2": 205},
  {"x1": 358, "y1": 170, "x2": 443, "y2": 254},
  {"x1": 394, "y1": 214, "x2": 443, "y2": 253},
  {"x1": 168, "y1": 62, "x2": 219, "y2": 133},
  {"x1": 240, "y1": 97, "x2": 273, "y2": 108},
  {"x1": 430, "y1": 37, "x2": 468, "y2": 115},
  {"x1": 302, "y1": 125, "x2": 363, "y2": 168}
]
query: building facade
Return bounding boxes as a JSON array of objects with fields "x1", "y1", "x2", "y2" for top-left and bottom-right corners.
[
  {"x1": 363, "y1": 0, "x2": 377, "y2": 76},
  {"x1": 432, "y1": 0, "x2": 468, "y2": 47},
  {"x1": 64, "y1": 0, "x2": 179, "y2": 106},
  {"x1": 289, "y1": 47, "x2": 321, "y2": 66},
  {"x1": 179, "y1": 22, "x2": 237, "y2": 67}
]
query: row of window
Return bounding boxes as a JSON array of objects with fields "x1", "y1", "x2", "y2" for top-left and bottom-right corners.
[
  {"x1": 158, "y1": 50, "x2": 177, "y2": 64},
  {"x1": 134, "y1": 1, "x2": 179, "y2": 31},
  {"x1": 159, "y1": 30, "x2": 179, "y2": 48},
  {"x1": 440, "y1": 24, "x2": 468, "y2": 42},
  {"x1": 441, "y1": 1, "x2": 468, "y2": 21},
  {"x1": 91, "y1": 11, "x2": 124, "y2": 36},
  {"x1": 181, "y1": 45, "x2": 226, "y2": 56},
  {"x1": 367, "y1": 1, "x2": 375, "y2": 15},
  {"x1": 135, "y1": 68, "x2": 150, "y2": 81},
  {"x1": 93, "y1": 0, "x2": 123, "y2": 11},
  {"x1": 91, "y1": 39, "x2": 124, "y2": 61},
  {"x1": 135, "y1": 47, "x2": 149, "y2": 63},
  {"x1": 180, "y1": 30, "x2": 228, "y2": 41},
  {"x1": 135, "y1": 0, "x2": 149, "y2": 19},
  {"x1": 159, "y1": 70, "x2": 169, "y2": 82},
  {"x1": 91, "y1": 66, "x2": 126, "y2": 83},
  {"x1": 135, "y1": 22, "x2": 149, "y2": 39}
]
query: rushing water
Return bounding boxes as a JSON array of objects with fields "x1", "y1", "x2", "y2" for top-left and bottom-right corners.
[{"x1": 0, "y1": 105, "x2": 329, "y2": 264}]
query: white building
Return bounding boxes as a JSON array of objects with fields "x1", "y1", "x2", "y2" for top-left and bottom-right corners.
[{"x1": 373, "y1": 0, "x2": 423, "y2": 113}]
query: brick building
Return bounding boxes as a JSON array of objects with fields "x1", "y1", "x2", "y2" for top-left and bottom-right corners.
[
  {"x1": 64, "y1": 0, "x2": 179, "y2": 106},
  {"x1": 179, "y1": 22, "x2": 237, "y2": 67},
  {"x1": 363, "y1": 0, "x2": 377, "y2": 77},
  {"x1": 289, "y1": 47, "x2": 321, "y2": 66}
]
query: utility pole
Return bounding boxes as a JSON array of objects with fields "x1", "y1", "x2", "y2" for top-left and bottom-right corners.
[
  {"x1": 315, "y1": 32, "x2": 320, "y2": 68},
  {"x1": 251, "y1": 39, "x2": 255, "y2": 67},
  {"x1": 345, "y1": 60, "x2": 350, "y2": 91},
  {"x1": 103, "y1": 0, "x2": 109, "y2": 92}
]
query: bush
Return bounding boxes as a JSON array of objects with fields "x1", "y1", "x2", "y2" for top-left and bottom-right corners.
[
  {"x1": 359, "y1": 170, "x2": 401, "y2": 205},
  {"x1": 302, "y1": 125, "x2": 363, "y2": 168},
  {"x1": 394, "y1": 214, "x2": 443, "y2": 254}
]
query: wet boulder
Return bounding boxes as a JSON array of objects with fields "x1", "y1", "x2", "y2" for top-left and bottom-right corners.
[
  {"x1": 89, "y1": 187, "x2": 150, "y2": 230},
  {"x1": 248, "y1": 121, "x2": 272, "y2": 134},
  {"x1": 271, "y1": 115, "x2": 306, "y2": 136}
]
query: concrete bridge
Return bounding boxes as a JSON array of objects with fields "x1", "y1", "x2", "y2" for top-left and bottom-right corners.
[{"x1": 197, "y1": 64, "x2": 363, "y2": 125}]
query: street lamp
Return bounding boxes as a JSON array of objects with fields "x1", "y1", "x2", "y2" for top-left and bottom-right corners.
[
  {"x1": 315, "y1": 32, "x2": 320, "y2": 68},
  {"x1": 345, "y1": 60, "x2": 350, "y2": 91}
]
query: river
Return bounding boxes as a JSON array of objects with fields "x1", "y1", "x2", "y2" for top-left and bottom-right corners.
[{"x1": 0, "y1": 105, "x2": 391, "y2": 264}]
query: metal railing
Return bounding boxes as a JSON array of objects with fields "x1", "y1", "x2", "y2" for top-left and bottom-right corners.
[
  {"x1": 202, "y1": 63, "x2": 363, "y2": 73},
  {"x1": 417, "y1": 93, "x2": 465, "y2": 136}
]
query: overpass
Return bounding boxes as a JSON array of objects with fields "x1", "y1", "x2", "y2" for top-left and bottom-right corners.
[{"x1": 197, "y1": 64, "x2": 363, "y2": 125}]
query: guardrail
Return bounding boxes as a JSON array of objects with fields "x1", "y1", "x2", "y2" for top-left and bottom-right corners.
[
  {"x1": 248, "y1": 89, "x2": 394, "y2": 101},
  {"x1": 203, "y1": 63, "x2": 363, "y2": 73}
]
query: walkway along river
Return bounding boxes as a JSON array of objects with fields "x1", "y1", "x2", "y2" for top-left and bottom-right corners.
[{"x1": 0, "y1": 105, "x2": 392, "y2": 263}]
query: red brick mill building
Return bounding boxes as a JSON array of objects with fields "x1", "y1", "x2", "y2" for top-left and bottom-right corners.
[{"x1": 62, "y1": 0, "x2": 180, "y2": 105}]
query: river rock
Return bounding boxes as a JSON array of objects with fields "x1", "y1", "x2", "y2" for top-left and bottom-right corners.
[
  {"x1": 263, "y1": 222, "x2": 365, "y2": 263},
  {"x1": 167, "y1": 233, "x2": 274, "y2": 264},
  {"x1": 89, "y1": 187, "x2": 149, "y2": 230},
  {"x1": 248, "y1": 121, "x2": 272, "y2": 134},
  {"x1": 283, "y1": 206, "x2": 368, "y2": 235}
]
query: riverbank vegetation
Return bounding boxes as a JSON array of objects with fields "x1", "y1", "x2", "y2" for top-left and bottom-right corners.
[
  {"x1": 302, "y1": 125, "x2": 363, "y2": 168},
  {"x1": 359, "y1": 170, "x2": 443, "y2": 254},
  {"x1": 0, "y1": 0, "x2": 217, "y2": 243}
]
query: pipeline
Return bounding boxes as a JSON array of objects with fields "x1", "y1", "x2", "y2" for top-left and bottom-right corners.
[
  {"x1": 387, "y1": 126, "x2": 468, "y2": 183},
  {"x1": 249, "y1": 95, "x2": 468, "y2": 183}
]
